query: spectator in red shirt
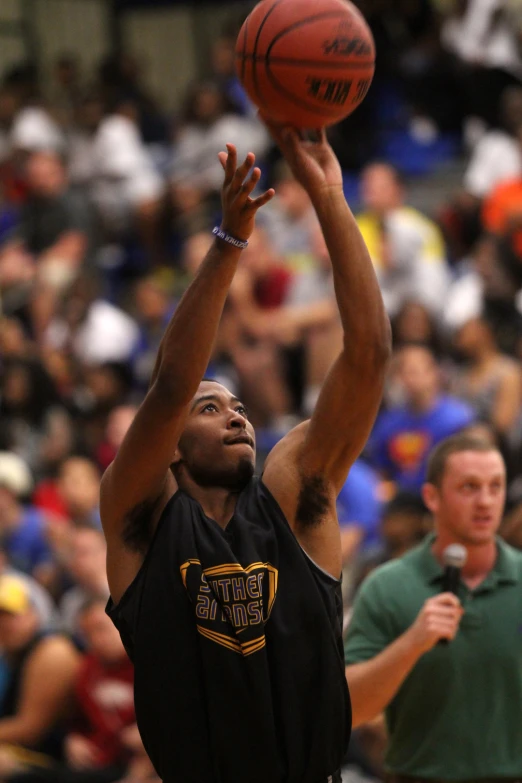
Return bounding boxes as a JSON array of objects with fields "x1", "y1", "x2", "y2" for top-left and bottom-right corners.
[
  {"x1": 65, "y1": 599, "x2": 135, "y2": 774},
  {"x1": 66, "y1": 599, "x2": 157, "y2": 781}
]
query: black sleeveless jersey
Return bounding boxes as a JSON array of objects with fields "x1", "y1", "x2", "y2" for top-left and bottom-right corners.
[{"x1": 106, "y1": 478, "x2": 351, "y2": 783}]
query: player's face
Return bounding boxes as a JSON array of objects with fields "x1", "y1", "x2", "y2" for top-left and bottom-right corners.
[
  {"x1": 175, "y1": 382, "x2": 256, "y2": 490},
  {"x1": 424, "y1": 450, "x2": 505, "y2": 546}
]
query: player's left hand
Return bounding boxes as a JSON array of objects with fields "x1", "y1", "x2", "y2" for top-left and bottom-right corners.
[
  {"x1": 260, "y1": 114, "x2": 343, "y2": 203},
  {"x1": 218, "y1": 145, "x2": 275, "y2": 244}
]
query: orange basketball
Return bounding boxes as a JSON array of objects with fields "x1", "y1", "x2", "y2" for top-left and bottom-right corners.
[{"x1": 235, "y1": 0, "x2": 375, "y2": 129}]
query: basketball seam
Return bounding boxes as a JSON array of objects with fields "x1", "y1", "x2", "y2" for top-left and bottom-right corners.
[
  {"x1": 265, "y1": 9, "x2": 372, "y2": 59},
  {"x1": 241, "y1": 15, "x2": 248, "y2": 83},
  {"x1": 237, "y1": 54, "x2": 374, "y2": 69},
  {"x1": 252, "y1": 0, "x2": 282, "y2": 109}
]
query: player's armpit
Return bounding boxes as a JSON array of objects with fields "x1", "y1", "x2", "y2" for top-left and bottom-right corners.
[
  {"x1": 262, "y1": 421, "x2": 307, "y2": 507},
  {"x1": 263, "y1": 341, "x2": 388, "y2": 576},
  {"x1": 99, "y1": 382, "x2": 184, "y2": 601},
  {"x1": 100, "y1": 380, "x2": 185, "y2": 540},
  {"x1": 263, "y1": 424, "x2": 343, "y2": 576}
]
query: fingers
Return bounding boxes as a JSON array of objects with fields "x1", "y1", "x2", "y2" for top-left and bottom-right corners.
[
  {"x1": 432, "y1": 593, "x2": 462, "y2": 608},
  {"x1": 431, "y1": 619, "x2": 459, "y2": 633},
  {"x1": 241, "y1": 166, "x2": 262, "y2": 198},
  {"x1": 424, "y1": 614, "x2": 462, "y2": 645},
  {"x1": 250, "y1": 187, "x2": 275, "y2": 210},
  {"x1": 429, "y1": 606, "x2": 463, "y2": 621},
  {"x1": 218, "y1": 151, "x2": 227, "y2": 171},
  {"x1": 435, "y1": 624, "x2": 459, "y2": 641},
  {"x1": 283, "y1": 127, "x2": 305, "y2": 151},
  {"x1": 218, "y1": 140, "x2": 274, "y2": 236},
  {"x1": 222, "y1": 143, "x2": 237, "y2": 184},
  {"x1": 231, "y1": 151, "x2": 256, "y2": 192},
  {"x1": 276, "y1": 125, "x2": 301, "y2": 150},
  {"x1": 258, "y1": 110, "x2": 325, "y2": 148},
  {"x1": 221, "y1": 146, "x2": 258, "y2": 190},
  {"x1": 425, "y1": 595, "x2": 463, "y2": 620},
  {"x1": 257, "y1": 111, "x2": 297, "y2": 148}
]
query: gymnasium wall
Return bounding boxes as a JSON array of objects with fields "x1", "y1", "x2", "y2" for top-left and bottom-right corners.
[
  {"x1": 0, "y1": 0, "x2": 109, "y2": 82},
  {"x1": 0, "y1": 0, "x2": 251, "y2": 110}
]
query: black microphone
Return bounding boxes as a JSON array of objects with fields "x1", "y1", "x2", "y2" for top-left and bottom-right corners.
[
  {"x1": 442, "y1": 543, "x2": 467, "y2": 594},
  {"x1": 438, "y1": 543, "x2": 467, "y2": 646}
]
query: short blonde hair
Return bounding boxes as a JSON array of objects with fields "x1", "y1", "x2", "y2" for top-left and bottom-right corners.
[{"x1": 426, "y1": 434, "x2": 500, "y2": 488}]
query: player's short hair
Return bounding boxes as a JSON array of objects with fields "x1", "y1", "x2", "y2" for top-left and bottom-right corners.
[{"x1": 426, "y1": 433, "x2": 501, "y2": 488}]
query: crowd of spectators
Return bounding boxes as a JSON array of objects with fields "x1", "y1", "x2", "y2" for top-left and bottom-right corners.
[{"x1": 0, "y1": 0, "x2": 521, "y2": 780}]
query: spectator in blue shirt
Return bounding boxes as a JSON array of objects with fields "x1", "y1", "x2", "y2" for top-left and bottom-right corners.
[
  {"x1": 0, "y1": 452, "x2": 55, "y2": 588},
  {"x1": 368, "y1": 344, "x2": 475, "y2": 493},
  {"x1": 336, "y1": 459, "x2": 384, "y2": 566}
]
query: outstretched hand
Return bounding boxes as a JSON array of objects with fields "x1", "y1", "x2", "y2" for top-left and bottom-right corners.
[
  {"x1": 218, "y1": 144, "x2": 275, "y2": 243},
  {"x1": 260, "y1": 114, "x2": 343, "y2": 203}
]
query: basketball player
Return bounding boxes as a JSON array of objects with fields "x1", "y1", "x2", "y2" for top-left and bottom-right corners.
[{"x1": 101, "y1": 123, "x2": 391, "y2": 783}]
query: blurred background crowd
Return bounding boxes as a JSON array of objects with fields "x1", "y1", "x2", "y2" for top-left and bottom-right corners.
[{"x1": 1, "y1": 0, "x2": 522, "y2": 780}]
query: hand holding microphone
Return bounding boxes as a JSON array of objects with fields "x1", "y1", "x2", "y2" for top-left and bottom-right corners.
[
  {"x1": 408, "y1": 544, "x2": 467, "y2": 654},
  {"x1": 437, "y1": 543, "x2": 467, "y2": 646}
]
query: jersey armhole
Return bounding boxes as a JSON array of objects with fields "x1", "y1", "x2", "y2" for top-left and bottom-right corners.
[
  {"x1": 107, "y1": 490, "x2": 181, "y2": 615},
  {"x1": 259, "y1": 477, "x2": 341, "y2": 586}
]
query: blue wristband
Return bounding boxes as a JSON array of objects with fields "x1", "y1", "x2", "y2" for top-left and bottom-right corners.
[{"x1": 212, "y1": 226, "x2": 249, "y2": 250}]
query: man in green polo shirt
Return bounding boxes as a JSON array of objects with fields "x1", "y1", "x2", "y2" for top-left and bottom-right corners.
[{"x1": 344, "y1": 432, "x2": 522, "y2": 783}]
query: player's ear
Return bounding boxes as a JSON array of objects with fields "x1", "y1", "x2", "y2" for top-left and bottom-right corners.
[
  {"x1": 422, "y1": 482, "x2": 438, "y2": 514},
  {"x1": 171, "y1": 447, "x2": 182, "y2": 467}
]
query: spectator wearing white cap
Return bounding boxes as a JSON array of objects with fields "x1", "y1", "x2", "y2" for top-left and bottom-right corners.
[
  {"x1": 0, "y1": 453, "x2": 56, "y2": 591},
  {"x1": 44, "y1": 272, "x2": 139, "y2": 366},
  {"x1": 9, "y1": 107, "x2": 64, "y2": 157},
  {"x1": 0, "y1": 82, "x2": 64, "y2": 166}
]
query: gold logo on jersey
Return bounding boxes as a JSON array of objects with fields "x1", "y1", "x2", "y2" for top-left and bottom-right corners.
[{"x1": 180, "y1": 560, "x2": 278, "y2": 656}]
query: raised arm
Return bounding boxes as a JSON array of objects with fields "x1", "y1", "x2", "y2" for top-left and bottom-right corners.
[
  {"x1": 100, "y1": 146, "x2": 274, "y2": 602},
  {"x1": 262, "y1": 125, "x2": 390, "y2": 573},
  {"x1": 290, "y1": 128, "x2": 390, "y2": 485}
]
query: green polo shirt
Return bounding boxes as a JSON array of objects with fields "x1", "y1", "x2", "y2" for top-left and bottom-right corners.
[{"x1": 344, "y1": 535, "x2": 522, "y2": 781}]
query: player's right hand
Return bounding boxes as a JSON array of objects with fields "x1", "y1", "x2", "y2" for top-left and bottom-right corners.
[
  {"x1": 407, "y1": 593, "x2": 464, "y2": 654},
  {"x1": 217, "y1": 144, "x2": 275, "y2": 244},
  {"x1": 259, "y1": 114, "x2": 343, "y2": 203}
]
